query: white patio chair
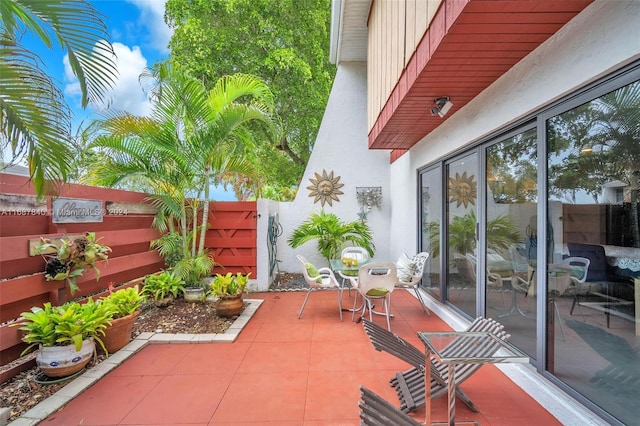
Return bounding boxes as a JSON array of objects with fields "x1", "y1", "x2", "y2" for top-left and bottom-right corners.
[
  {"x1": 296, "y1": 255, "x2": 343, "y2": 321},
  {"x1": 352, "y1": 262, "x2": 396, "y2": 330},
  {"x1": 395, "y1": 252, "x2": 430, "y2": 315},
  {"x1": 564, "y1": 256, "x2": 590, "y2": 315},
  {"x1": 337, "y1": 246, "x2": 370, "y2": 293}
]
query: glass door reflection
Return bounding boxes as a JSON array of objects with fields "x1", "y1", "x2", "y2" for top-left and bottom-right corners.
[
  {"x1": 485, "y1": 128, "x2": 538, "y2": 358},
  {"x1": 446, "y1": 154, "x2": 478, "y2": 317}
]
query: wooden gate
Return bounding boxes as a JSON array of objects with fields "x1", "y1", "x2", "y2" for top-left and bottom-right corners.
[{"x1": 206, "y1": 202, "x2": 257, "y2": 277}]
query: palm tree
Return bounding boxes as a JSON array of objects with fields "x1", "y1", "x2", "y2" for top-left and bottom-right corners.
[
  {"x1": 425, "y1": 211, "x2": 521, "y2": 258},
  {"x1": 83, "y1": 63, "x2": 277, "y2": 284},
  {"x1": 288, "y1": 210, "x2": 375, "y2": 264},
  {"x1": 591, "y1": 83, "x2": 640, "y2": 246},
  {"x1": 0, "y1": 0, "x2": 118, "y2": 195}
]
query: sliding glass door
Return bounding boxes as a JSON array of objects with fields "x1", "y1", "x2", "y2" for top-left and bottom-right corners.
[
  {"x1": 545, "y1": 79, "x2": 640, "y2": 425},
  {"x1": 446, "y1": 153, "x2": 478, "y2": 317},
  {"x1": 420, "y1": 166, "x2": 442, "y2": 299},
  {"x1": 416, "y1": 64, "x2": 639, "y2": 424},
  {"x1": 485, "y1": 128, "x2": 538, "y2": 357}
]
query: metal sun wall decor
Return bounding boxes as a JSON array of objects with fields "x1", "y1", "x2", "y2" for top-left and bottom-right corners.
[
  {"x1": 448, "y1": 171, "x2": 477, "y2": 208},
  {"x1": 307, "y1": 169, "x2": 344, "y2": 207},
  {"x1": 356, "y1": 186, "x2": 382, "y2": 221}
]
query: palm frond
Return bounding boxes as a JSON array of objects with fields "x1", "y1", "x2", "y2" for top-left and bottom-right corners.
[
  {"x1": 0, "y1": 36, "x2": 72, "y2": 193},
  {"x1": 9, "y1": 0, "x2": 118, "y2": 107}
]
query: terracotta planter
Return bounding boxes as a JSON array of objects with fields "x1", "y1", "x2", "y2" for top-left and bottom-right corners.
[
  {"x1": 214, "y1": 294, "x2": 244, "y2": 318},
  {"x1": 36, "y1": 339, "x2": 95, "y2": 378},
  {"x1": 102, "y1": 310, "x2": 140, "y2": 354}
]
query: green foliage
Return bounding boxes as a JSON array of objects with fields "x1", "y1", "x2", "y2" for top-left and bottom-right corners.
[
  {"x1": 0, "y1": 0, "x2": 117, "y2": 196},
  {"x1": 102, "y1": 285, "x2": 145, "y2": 318},
  {"x1": 448, "y1": 213, "x2": 479, "y2": 256},
  {"x1": 83, "y1": 64, "x2": 277, "y2": 282},
  {"x1": 287, "y1": 210, "x2": 375, "y2": 264},
  {"x1": 15, "y1": 299, "x2": 112, "y2": 355},
  {"x1": 35, "y1": 232, "x2": 112, "y2": 295},
  {"x1": 210, "y1": 272, "x2": 251, "y2": 297},
  {"x1": 141, "y1": 271, "x2": 185, "y2": 301},
  {"x1": 149, "y1": 231, "x2": 184, "y2": 268},
  {"x1": 165, "y1": 0, "x2": 335, "y2": 198},
  {"x1": 425, "y1": 211, "x2": 521, "y2": 258},
  {"x1": 173, "y1": 253, "x2": 216, "y2": 287},
  {"x1": 547, "y1": 81, "x2": 640, "y2": 245}
]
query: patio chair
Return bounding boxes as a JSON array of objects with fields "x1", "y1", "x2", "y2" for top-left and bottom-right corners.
[
  {"x1": 454, "y1": 253, "x2": 509, "y2": 312},
  {"x1": 564, "y1": 256, "x2": 590, "y2": 315},
  {"x1": 353, "y1": 262, "x2": 397, "y2": 331},
  {"x1": 509, "y1": 243, "x2": 531, "y2": 279},
  {"x1": 363, "y1": 317, "x2": 509, "y2": 413},
  {"x1": 511, "y1": 260, "x2": 577, "y2": 340},
  {"x1": 395, "y1": 252, "x2": 431, "y2": 315},
  {"x1": 296, "y1": 255, "x2": 343, "y2": 321},
  {"x1": 358, "y1": 386, "x2": 421, "y2": 426},
  {"x1": 337, "y1": 246, "x2": 370, "y2": 293}
]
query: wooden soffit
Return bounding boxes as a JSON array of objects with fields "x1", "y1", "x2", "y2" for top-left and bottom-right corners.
[{"x1": 368, "y1": 0, "x2": 594, "y2": 151}]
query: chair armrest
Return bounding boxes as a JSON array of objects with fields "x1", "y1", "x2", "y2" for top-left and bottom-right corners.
[
  {"x1": 317, "y1": 267, "x2": 334, "y2": 276},
  {"x1": 511, "y1": 275, "x2": 530, "y2": 294},
  {"x1": 487, "y1": 272, "x2": 503, "y2": 288}
]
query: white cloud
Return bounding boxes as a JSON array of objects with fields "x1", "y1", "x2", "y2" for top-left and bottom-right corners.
[
  {"x1": 63, "y1": 1, "x2": 173, "y2": 120},
  {"x1": 128, "y1": 0, "x2": 172, "y2": 54},
  {"x1": 64, "y1": 42, "x2": 151, "y2": 116}
]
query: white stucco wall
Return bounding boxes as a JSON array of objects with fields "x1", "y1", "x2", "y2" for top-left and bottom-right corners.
[
  {"x1": 389, "y1": 0, "x2": 640, "y2": 256},
  {"x1": 255, "y1": 62, "x2": 390, "y2": 290},
  {"x1": 255, "y1": 0, "x2": 639, "y2": 292}
]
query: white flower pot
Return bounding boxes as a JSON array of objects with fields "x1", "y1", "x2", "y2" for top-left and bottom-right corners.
[{"x1": 36, "y1": 339, "x2": 95, "y2": 378}]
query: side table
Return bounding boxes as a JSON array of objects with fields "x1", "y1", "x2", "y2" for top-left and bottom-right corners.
[{"x1": 418, "y1": 331, "x2": 528, "y2": 425}]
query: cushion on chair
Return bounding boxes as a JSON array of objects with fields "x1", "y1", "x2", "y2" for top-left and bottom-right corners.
[
  {"x1": 366, "y1": 287, "x2": 389, "y2": 297},
  {"x1": 396, "y1": 253, "x2": 417, "y2": 283},
  {"x1": 341, "y1": 269, "x2": 359, "y2": 276},
  {"x1": 567, "y1": 243, "x2": 607, "y2": 281},
  {"x1": 304, "y1": 262, "x2": 323, "y2": 283},
  {"x1": 570, "y1": 266, "x2": 587, "y2": 280}
]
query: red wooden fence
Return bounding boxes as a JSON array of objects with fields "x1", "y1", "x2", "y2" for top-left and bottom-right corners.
[
  {"x1": 0, "y1": 173, "x2": 257, "y2": 382},
  {"x1": 207, "y1": 202, "x2": 257, "y2": 277}
]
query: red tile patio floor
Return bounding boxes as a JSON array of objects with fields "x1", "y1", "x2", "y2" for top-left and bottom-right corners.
[{"x1": 42, "y1": 290, "x2": 562, "y2": 425}]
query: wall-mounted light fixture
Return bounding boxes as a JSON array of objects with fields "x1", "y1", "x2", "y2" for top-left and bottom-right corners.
[
  {"x1": 430, "y1": 97, "x2": 453, "y2": 118},
  {"x1": 580, "y1": 143, "x2": 610, "y2": 155},
  {"x1": 580, "y1": 144, "x2": 593, "y2": 154},
  {"x1": 356, "y1": 187, "x2": 382, "y2": 221}
]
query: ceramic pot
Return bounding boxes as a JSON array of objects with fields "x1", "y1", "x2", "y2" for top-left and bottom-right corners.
[
  {"x1": 214, "y1": 294, "x2": 244, "y2": 318},
  {"x1": 184, "y1": 287, "x2": 205, "y2": 302},
  {"x1": 102, "y1": 310, "x2": 140, "y2": 354},
  {"x1": 36, "y1": 339, "x2": 94, "y2": 378}
]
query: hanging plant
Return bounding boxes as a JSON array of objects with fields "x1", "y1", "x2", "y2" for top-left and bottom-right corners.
[{"x1": 35, "y1": 232, "x2": 112, "y2": 295}]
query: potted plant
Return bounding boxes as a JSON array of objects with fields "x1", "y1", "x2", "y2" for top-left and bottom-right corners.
[
  {"x1": 208, "y1": 272, "x2": 251, "y2": 317},
  {"x1": 287, "y1": 210, "x2": 375, "y2": 264},
  {"x1": 425, "y1": 211, "x2": 521, "y2": 258},
  {"x1": 35, "y1": 232, "x2": 112, "y2": 295},
  {"x1": 141, "y1": 271, "x2": 185, "y2": 307},
  {"x1": 14, "y1": 299, "x2": 112, "y2": 378},
  {"x1": 100, "y1": 284, "x2": 146, "y2": 353}
]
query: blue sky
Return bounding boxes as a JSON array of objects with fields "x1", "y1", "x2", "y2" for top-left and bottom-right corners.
[
  {"x1": 57, "y1": 0, "x2": 171, "y2": 125},
  {"x1": 18, "y1": 0, "x2": 237, "y2": 200}
]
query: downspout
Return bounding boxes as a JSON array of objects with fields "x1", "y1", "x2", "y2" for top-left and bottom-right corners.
[{"x1": 329, "y1": 0, "x2": 343, "y2": 64}]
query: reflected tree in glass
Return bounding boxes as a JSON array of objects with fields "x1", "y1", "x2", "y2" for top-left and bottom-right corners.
[{"x1": 548, "y1": 81, "x2": 640, "y2": 246}]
